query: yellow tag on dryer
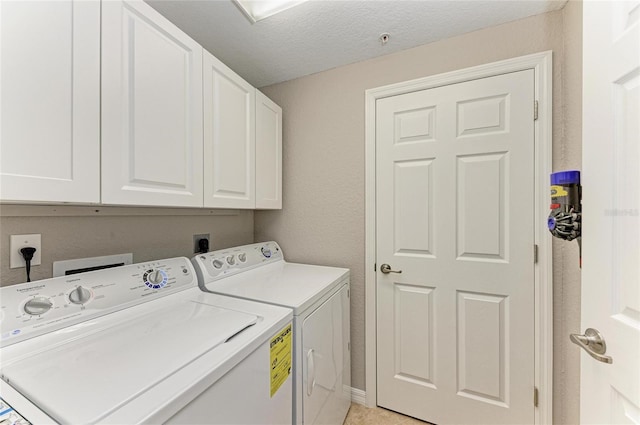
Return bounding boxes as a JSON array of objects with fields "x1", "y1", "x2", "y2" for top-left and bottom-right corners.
[{"x1": 270, "y1": 323, "x2": 292, "y2": 397}]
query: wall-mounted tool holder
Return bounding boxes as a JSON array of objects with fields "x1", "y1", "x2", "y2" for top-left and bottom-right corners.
[{"x1": 548, "y1": 170, "x2": 582, "y2": 267}]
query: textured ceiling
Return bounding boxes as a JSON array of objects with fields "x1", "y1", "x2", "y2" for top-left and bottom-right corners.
[{"x1": 146, "y1": 0, "x2": 568, "y2": 88}]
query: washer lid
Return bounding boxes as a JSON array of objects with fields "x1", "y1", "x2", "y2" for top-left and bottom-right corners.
[
  {"x1": 203, "y1": 262, "x2": 349, "y2": 314},
  {"x1": 1, "y1": 300, "x2": 257, "y2": 425}
]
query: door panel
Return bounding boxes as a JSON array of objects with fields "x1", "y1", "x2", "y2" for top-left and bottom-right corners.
[
  {"x1": 376, "y1": 70, "x2": 534, "y2": 424},
  {"x1": 0, "y1": 0, "x2": 100, "y2": 203},
  {"x1": 394, "y1": 284, "x2": 435, "y2": 387},
  {"x1": 203, "y1": 51, "x2": 255, "y2": 209},
  {"x1": 457, "y1": 152, "x2": 508, "y2": 261},
  {"x1": 394, "y1": 159, "x2": 435, "y2": 257},
  {"x1": 456, "y1": 291, "x2": 508, "y2": 406},
  {"x1": 256, "y1": 90, "x2": 283, "y2": 209},
  {"x1": 581, "y1": 1, "x2": 640, "y2": 423},
  {"x1": 101, "y1": 0, "x2": 203, "y2": 207},
  {"x1": 302, "y1": 284, "x2": 350, "y2": 425}
]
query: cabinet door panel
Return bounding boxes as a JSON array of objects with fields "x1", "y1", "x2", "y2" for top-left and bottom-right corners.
[
  {"x1": 255, "y1": 91, "x2": 282, "y2": 209},
  {"x1": 0, "y1": 0, "x2": 100, "y2": 203},
  {"x1": 101, "y1": 0, "x2": 203, "y2": 207},
  {"x1": 203, "y1": 51, "x2": 255, "y2": 209}
]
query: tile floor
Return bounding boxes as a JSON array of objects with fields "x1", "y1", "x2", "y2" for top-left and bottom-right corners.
[{"x1": 343, "y1": 403, "x2": 431, "y2": 425}]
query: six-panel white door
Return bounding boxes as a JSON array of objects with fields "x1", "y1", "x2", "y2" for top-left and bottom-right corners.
[
  {"x1": 101, "y1": 0, "x2": 203, "y2": 207},
  {"x1": 0, "y1": 0, "x2": 100, "y2": 203},
  {"x1": 256, "y1": 90, "x2": 283, "y2": 209},
  {"x1": 376, "y1": 70, "x2": 535, "y2": 424},
  {"x1": 581, "y1": 1, "x2": 640, "y2": 423},
  {"x1": 203, "y1": 51, "x2": 255, "y2": 209}
]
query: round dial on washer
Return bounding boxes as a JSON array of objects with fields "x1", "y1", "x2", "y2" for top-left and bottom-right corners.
[
  {"x1": 143, "y1": 269, "x2": 168, "y2": 289},
  {"x1": 24, "y1": 297, "x2": 53, "y2": 316},
  {"x1": 261, "y1": 246, "x2": 272, "y2": 258},
  {"x1": 212, "y1": 259, "x2": 224, "y2": 269},
  {"x1": 226, "y1": 255, "x2": 236, "y2": 265},
  {"x1": 69, "y1": 286, "x2": 92, "y2": 305},
  {"x1": 238, "y1": 253, "x2": 247, "y2": 263}
]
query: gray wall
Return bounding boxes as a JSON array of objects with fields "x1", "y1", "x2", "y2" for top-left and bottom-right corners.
[
  {"x1": 255, "y1": 4, "x2": 582, "y2": 424},
  {"x1": 0, "y1": 206, "x2": 253, "y2": 285},
  {"x1": 554, "y1": 0, "x2": 582, "y2": 423}
]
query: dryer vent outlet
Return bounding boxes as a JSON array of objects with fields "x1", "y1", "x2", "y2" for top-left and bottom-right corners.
[{"x1": 193, "y1": 234, "x2": 210, "y2": 254}]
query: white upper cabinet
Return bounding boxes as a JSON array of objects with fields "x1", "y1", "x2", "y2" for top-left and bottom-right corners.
[
  {"x1": 101, "y1": 0, "x2": 204, "y2": 207},
  {"x1": 203, "y1": 51, "x2": 256, "y2": 209},
  {"x1": 1, "y1": 0, "x2": 281, "y2": 210},
  {"x1": 255, "y1": 90, "x2": 282, "y2": 209},
  {"x1": 0, "y1": 0, "x2": 100, "y2": 203}
]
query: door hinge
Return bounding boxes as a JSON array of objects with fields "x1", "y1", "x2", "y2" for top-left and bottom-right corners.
[
  {"x1": 534, "y1": 100, "x2": 539, "y2": 121},
  {"x1": 534, "y1": 244, "x2": 538, "y2": 263},
  {"x1": 374, "y1": 263, "x2": 377, "y2": 272},
  {"x1": 534, "y1": 387, "x2": 539, "y2": 407}
]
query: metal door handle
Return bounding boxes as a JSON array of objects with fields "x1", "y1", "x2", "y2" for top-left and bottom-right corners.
[
  {"x1": 380, "y1": 264, "x2": 402, "y2": 274},
  {"x1": 570, "y1": 328, "x2": 613, "y2": 364}
]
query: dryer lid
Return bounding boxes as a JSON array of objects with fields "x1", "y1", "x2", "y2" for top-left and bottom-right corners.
[
  {"x1": 0, "y1": 299, "x2": 257, "y2": 425},
  {"x1": 204, "y1": 262, "x2": 349, "y2": 314}
]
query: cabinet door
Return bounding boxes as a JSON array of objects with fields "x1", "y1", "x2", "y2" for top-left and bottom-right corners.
[
  {"x1": 255, "y1": 91, "x2": 282, "y2": 209},
  {"x1": 101, "y1": 0, "x2": 203, "y2": 207},
  {"x1": 0, "y1": 0, "x2": 100, "y2": 203},
  {"x1": 203, "y1": 51, "x2": 255, "y2": 209}
]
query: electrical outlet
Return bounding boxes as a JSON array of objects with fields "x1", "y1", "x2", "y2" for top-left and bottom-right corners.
[
  {"x1": 193, "y1": 234, "x2": 210, "y2": 254},
  {"x1": 10, "y1": 234, "x2": 42, "y2": 269}
]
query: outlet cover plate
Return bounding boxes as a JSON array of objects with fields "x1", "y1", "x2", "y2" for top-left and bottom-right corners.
[
  {"x1": 10, "y1": 234, "x2": 42, "y2": 268},
  {"x1": 193, "y1": 233, "x2": 210, "y2": 254}
]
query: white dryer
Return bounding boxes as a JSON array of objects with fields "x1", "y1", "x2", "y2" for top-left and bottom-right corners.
[
  {"x1": 192, "y1": 242, "x2": 351, "y2": 425},
  {"x1": 0, "y1": 257, "x2": 293, "y2": 424}
]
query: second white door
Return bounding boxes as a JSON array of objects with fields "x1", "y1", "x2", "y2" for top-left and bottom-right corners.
[{"x1": 376, "y1": 70, "x2": 535, "y2": 424}]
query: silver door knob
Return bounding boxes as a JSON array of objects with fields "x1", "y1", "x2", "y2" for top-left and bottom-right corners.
[
  {"x1": 570, "y1": 328, "x2": 613, "y2": 364},
  {"x1": 380, "y1": 264, "x2": 402, "y2": 274}
]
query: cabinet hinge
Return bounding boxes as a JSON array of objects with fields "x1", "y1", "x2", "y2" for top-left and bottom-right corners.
[
  {"x1": 534, "y1": 387, "x2": 539, "y2": 407},
  {"x1": 534, "y1": 100, "x2": 539, "y2": 121},
  {"x1": 534, "y1": 244, "x2": 539, "y2": 264},
  {"x1": 374, "y1": 263, "x2": 377, "y2": 272}
]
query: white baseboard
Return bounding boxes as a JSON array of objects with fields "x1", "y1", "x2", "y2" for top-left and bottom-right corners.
[{"x1": 350, "y1": 387, "x2": 366, "y2": 405}]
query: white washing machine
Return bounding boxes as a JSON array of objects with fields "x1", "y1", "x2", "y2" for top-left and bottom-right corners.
[
  {"x1": 192, "y1": 242, "x2": 351, "y2": 425},
  {"x1": 0, "y1": 257, "x2": 294, "y2": 424}
]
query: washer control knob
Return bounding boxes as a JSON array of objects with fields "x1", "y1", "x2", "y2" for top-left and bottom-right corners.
[
  {"x1": 24, "y1": 297, "x2": 53, "y2": 316},
  {"x1": 69, "y1": 286, "x2": 91, "y2": 304},
  {"x1": 261, "y1": 246, "x2": 272, "y2": 258},
  {"x1": 238, "y1": 253, "x2": 247, "y2": 263},
  {"x1": 212, "y1": 259, "x2": 224, "y2": 269},
  {"x1": 147, "y1": 270, "x2": 164, "y2": 285},
  {"x1": 226, "y1": 255, "x2": 236, "y2": 265}
]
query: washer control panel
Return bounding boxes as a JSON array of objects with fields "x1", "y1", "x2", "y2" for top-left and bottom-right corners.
[
  {"x1": 0, "y1": 257, "x2": 196, "y2": 347},
  {"x1": 192, "y1": 241, "x2": 283, "y2": 282},
  {"x1": 0, "y1": 398, "x2": 30, "y2": 425}
]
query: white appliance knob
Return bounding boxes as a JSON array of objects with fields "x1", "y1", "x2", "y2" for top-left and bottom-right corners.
[
  {"x1": 147, "y1": 270, "x2": 164, "y2": 284},
  {"x1": 261, "y1": 246, "x2": 272, "y2": 258},
  {"x1": 24, "y1": 297, "x2": 53, "y2": 316},
  {"x1": 226, "y1": 255, "x2": 236, "y2": 265},
  {"x1": 238, "y1": 253, "x2": 247, "y2": 263},
  {"x1": 212, "y1": 259, "x2": 224, "y2": 269},
  {"x1": 69, "y1": 286, "x2": 91, "y2": 304}
]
